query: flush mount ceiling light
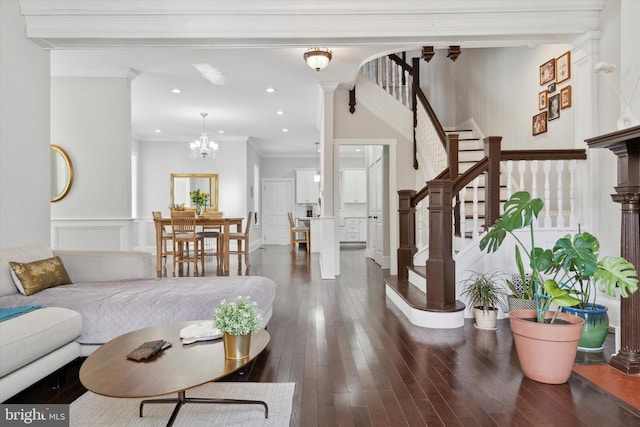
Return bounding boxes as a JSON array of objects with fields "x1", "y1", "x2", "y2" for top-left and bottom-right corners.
[
  {"x1": 304, "y1": 47, "x2": 332, "y2": 72},
  {"x1": 189, "y1": 113, "x2": 219, "y2": 161}
]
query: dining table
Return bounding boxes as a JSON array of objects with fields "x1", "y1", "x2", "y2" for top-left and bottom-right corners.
[{"x1": 153, "y1": 215, "x2": 244, "y2": 275}]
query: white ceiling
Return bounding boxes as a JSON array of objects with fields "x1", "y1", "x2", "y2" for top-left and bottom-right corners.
[
  {"x1": 28, "y1": 0, "x2": 602, "y2": 157},
  {"x1": 51, "y1": 45, "x2": 394, "y2": 157}
]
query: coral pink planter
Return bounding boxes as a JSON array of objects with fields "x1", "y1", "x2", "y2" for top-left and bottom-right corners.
[{"x1": 509, "y1": 309, "x2": 585, "y2": 384}]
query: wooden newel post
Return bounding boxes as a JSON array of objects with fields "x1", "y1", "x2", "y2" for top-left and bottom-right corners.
[
  {"x1": 484, "y1": 136, "x2": 502, "y2": 228},
  {"x1": 586, "y1": 126, "x2": 640, "y2": 374},
  {"x1": 398, "y1": 190, "x2": 417, "y2": 280},
  {"x1": 425, "y1": 180, "x2": 456, "y2": 308}
]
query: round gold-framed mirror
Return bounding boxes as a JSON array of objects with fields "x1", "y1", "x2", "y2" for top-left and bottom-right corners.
[{"x1": 51, "y1": 145, "x2": 74, "y2": 202}]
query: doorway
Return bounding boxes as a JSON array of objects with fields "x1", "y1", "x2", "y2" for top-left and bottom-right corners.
[
  {"x1": 336, "y1": 140, "x2": 394, "y2": 271},
  {"x1": 262, "y1": 178, "x2": 294, "y2": 245}
]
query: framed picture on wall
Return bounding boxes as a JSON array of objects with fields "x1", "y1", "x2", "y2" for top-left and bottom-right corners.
[
  {"x1": 548, "y1": 83, "x2": 556, "y2": 93},
  {"x1": 538, "y1": 90, "x2": 548, "y2": 110},
  {"x1": 556, "y1": 51, "x2": 571, "y2": 83},
  {"x1": 548, "y1": 94, "x2": 560, "y2": 120},
  {"x1": 560, "y1": 85, "x2": 572, "y2": 109},
  {"x1": 533, "y1": 112, "x2": 548, "y2": 135},
  {"x1": 540, "y1": 58, "x2": 556, "y2": 85}
]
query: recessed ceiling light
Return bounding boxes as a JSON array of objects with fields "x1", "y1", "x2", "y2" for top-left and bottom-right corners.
[
  {"x1": 276, "y1": 110, "x2": 285, "y2": 115},
  {"x1": 218, "y1": 130, "x2": 224, "y2": 134},
  {"x1": 171, "y1": 88, "x2": 182, "y2": 94},
  {"x1": 355, "y1": 148, "x2": 361, "y2": 152},
  {"x1": 154, "y1": 129, "x2": 162, "y2": 133},
  {"x1": 282, "y1": 128, "x2": 289, "y2": 132},
  {"x1": 266, "y1": 87, "x2": 276, "y2": 93}
]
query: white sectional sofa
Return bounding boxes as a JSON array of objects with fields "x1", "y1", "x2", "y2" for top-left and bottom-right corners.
[{"x1": 0, "y1": 245, "x2": 277, "y2": 402}]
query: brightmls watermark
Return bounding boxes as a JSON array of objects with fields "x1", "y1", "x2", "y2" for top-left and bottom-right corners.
[{"x1": 1, "y1": 405, "x2": 69, "y2": 426}]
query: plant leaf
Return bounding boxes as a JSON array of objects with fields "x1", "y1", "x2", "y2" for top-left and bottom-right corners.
[
  {"x1": 501, "y1": 191, "x2": 543, "y2": 231},
  {"x1": 553, "y1": 232, "x2": 599, "y2": 278},
  {"x1": 595, "y1": 256, "x2": 639, "y2": 297},
  {"x1": 479, "y1": 219, "x2": 507, "y2": 253},
  {"x1": 543, "y1": 279, "x2": 581, "y2": 307}
]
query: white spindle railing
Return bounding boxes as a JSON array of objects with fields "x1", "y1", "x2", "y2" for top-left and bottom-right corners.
[
  {"x1": 361, "y1": 55, "x2": 413, "y2": 109},
  {"x1": 498, "y1": 159, "x2": 583, "y2": 230}
]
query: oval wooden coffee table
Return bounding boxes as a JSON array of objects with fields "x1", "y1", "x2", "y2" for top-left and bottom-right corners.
[{"x1": 79, "y1": 322, "x2": 270, "y2": 427}]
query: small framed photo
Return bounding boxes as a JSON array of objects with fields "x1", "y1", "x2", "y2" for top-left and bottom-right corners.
[
  {"x1": 560, "y1": 85, "x2": 572, "y2": 109},
  {"x1": 538, "y1": 90, "x2": 548, "y2": 110},
  {"x1": 533, "y1": 112, "x2": 548, "y2": 135},
  {"x1": 548, "y1": 94, "x2": 560, "y2": 121},
  {"x1": 540, "y1": 58, "x2": 556, "y2": 85},
  {"x1": 556, "y1": 51, "x2": 571, "y2": 84},
  {"x1": 547, "y1": 83, "x2": 556, "y2": 93}
]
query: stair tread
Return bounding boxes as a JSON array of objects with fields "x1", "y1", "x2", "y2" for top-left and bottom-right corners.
[{"x1": 385, "y1": 275, "x2": 465, "y2": 312}]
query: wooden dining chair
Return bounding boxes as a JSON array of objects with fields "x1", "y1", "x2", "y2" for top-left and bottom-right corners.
[
  {"x1": 225, "y1": 211, "x2": 253, "y2": 268},
  {"x1": 288, "y1": 212, "x2": 310, "y2": 254},
  {"x1": 196, "y1": 210, "x2": 223, "y2": 269},
  {"x1": 152, "y1": 211, "x2": 173, "y2": 268},
  {"x1": 170, "y1": 210, "x2": 205, "y2": 276}
]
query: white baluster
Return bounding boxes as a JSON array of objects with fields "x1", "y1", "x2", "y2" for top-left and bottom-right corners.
[
  {"x1": 405, "y1": 70, "x2": 410, "y2": 108},
  {"x1": 472, "y1": 176, "x2": 480, "y2": 239},
  {"x1": 506, "y1": 160, "x2": 513, "y2": 198},
  {"x1": 556, "y1": 161, "x2": 565, "y2": 228},
  {"x1": 530, "y1": 160, "x2": 539, "y2": 200},
  {"x1": 459, "y1": 187, "x2": 467, "y2": 250},
  {"x1": 385, "y1": 57, "x2": 391, "y2": 94},
  {"x1": 543, "y1": 160, "x2": 551, "y2": 228},
  {"x1": 569, "y1": 160, "x2": 577, "y2": 227},
  {"x1": 392, "y1": 62, "x2": 397, "y2": 100},
  {"x1": 377, "y1": 57, "x2": 382, "y2": 88},
  {"x1": 518, "y1": 161, "x2": 526, "y2": 191}
]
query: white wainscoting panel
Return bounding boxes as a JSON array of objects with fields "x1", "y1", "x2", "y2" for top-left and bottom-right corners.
[{"x1": 51, "y1": 219, "x2": 134, "y2": 251}]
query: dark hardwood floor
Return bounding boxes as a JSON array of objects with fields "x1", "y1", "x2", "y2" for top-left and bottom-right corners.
[{"x1": 7, "y1": 244, "x2": 640, "y2": 426}]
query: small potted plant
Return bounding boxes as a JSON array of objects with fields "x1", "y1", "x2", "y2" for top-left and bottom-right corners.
[
  {"x1": 459, "y1": 270, "x2": 507, "y2": 330},
  {"x1": 213, "y1": 296, "x2": 262, "y2": 359},
  {"x1": 189, "y1": 189, "x2": 209, "y2": 215},
  {"x1": 480, "y1": 191, "x2": 638, "y2": 383}
]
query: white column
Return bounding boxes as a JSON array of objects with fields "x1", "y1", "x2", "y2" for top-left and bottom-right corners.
[
  {"x1": 0, "y1": 0, "x2": 51, "y2": 248},
  {"x1": 320, "y1": 83, "x2": 339, "y2": 279}
]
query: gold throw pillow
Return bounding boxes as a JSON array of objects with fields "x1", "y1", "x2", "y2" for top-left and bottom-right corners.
[{"x1": 9, "y1": 256, "x2": 73, "y2": 296}]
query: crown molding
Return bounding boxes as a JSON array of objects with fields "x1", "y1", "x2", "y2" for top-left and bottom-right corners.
[{"x1": 20, "y1": 0, "x2": 603, "y2": 49}]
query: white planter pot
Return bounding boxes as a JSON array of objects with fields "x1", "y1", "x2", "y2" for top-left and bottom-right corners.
[{"x1": 474, "y1": 307, "x2": 498, "y2": 330}]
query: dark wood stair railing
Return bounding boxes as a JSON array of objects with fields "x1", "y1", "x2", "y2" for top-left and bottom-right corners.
[{"x1": 397, "y1": 135, "x2": 587, "y2": 311}]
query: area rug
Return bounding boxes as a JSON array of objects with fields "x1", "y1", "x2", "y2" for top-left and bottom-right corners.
[{"x1": 70, "y1": 382, "x2": 295, "y2": 426}]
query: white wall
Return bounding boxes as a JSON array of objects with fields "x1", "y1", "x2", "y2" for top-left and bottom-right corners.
[
  {"x1": 452, "y1": 45, "x2": 575, "y2": 150},
  {"x1": 139, "y1": 138, "x2": 248, "y2": 219},
  {"x1": 334, "y1": 88, "x2": 414, "y2": 190},
  {"x1": 51, "y1": 77, "x2": 132, "y2": 219},
  {"x1": 0, "y1": 0, "x2": 50, "y2": 249}
]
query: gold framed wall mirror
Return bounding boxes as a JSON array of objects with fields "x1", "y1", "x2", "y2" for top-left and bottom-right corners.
[
  {"x1": 51, "y1": 145, "x2": 74, "y2": 202},
  {"x1": 170, "y1": 173, "x2": 219, "y2": 210}
]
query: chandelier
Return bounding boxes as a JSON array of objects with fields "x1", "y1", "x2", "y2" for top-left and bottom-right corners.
[
  {"x1": 304, "y1": 47, "x2": 332, "y2": 72},
  {"x1": 189, "y1": 113, "x2": 218, "y2": 160}
]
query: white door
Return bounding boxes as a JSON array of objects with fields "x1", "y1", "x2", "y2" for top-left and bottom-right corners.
[
  {"x1": 368, "y1": 152, "x2": 384, "y2": 265},
  {"x1": 263, "y1": 179, "x2": 294, "y2": 245}
]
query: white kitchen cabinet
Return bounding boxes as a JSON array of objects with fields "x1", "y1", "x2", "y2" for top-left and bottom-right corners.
[
  {"x1": 296, "y1": 169, "x2": 319, "y2": 204},
  {"x1": 342, "y1": 169, "x2": 366, "y2": 204},
  {"x1": 340, "y1": 217, "x2": 366, "y2": 242}
]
